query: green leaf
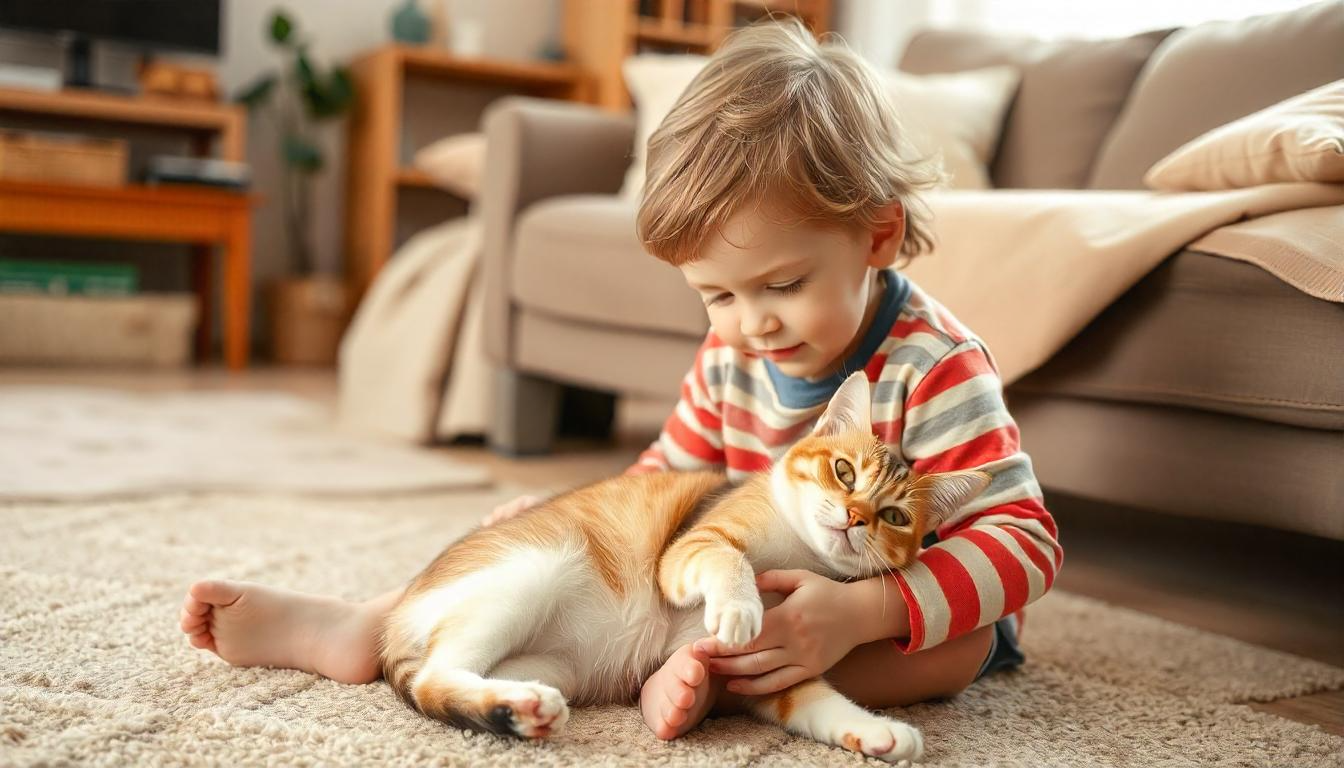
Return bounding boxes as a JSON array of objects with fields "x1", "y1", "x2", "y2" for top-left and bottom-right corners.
[
  {"x1": 270, "y1": 11, "x2": 294, "y2": 45},
  {"x1": 325, "y1": 67, "x2": 354, "y2": 113},
  {"x1": 295, "y1": 53, "x2": 354, "y2": 120},
  {"x1": 283, "y1": 135, "x2": 323, "y2": 173},
  {"x1": 234, "y1": 74, "x2": 277, "y2": 109}
]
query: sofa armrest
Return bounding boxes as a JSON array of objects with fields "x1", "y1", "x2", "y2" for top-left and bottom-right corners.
[{"x1": 479, "y1": 97, "x2": 636, "y2": 361}]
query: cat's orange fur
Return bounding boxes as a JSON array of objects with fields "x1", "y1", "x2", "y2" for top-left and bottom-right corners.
[{"x1": 378, "y1": 374, "x2": 988, "y2": 762}]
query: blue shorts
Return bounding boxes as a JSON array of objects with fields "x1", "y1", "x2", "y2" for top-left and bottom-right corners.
[{"x1": 975, "y1": 614, "x2": 1025, "y2": 681}]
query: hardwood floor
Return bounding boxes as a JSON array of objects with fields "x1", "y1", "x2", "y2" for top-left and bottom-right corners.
[{"x1": 6, "y1": 365, "x2": 1341, "y2": 736}]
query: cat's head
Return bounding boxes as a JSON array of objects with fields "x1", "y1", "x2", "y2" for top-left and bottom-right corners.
[{"x1": 770, "y1": 373, "x2": 991, "y2": 577}]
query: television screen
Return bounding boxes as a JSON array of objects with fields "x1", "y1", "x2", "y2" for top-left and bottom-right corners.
[{"x1": 0, "y1": 0, "x2": 221, "y2": 55}]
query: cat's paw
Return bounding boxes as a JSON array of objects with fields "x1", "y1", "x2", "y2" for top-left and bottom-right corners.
[
  {"x1": 489, "y1": 682, "x2": 570, "y2": 739},
  {"x1": 703, "y1": 593, "x2": 763, "y2": 648},
  {"x1": 835, "y1": 716, "x2": 923, "y2": 764}
]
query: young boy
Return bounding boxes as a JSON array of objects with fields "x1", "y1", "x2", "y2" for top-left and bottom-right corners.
[{"x1": 180, "y1": 20, "x2": 1060, "y2": 742}]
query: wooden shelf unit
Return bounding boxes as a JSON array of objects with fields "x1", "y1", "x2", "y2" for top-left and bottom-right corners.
[
  {"x1": 565, "y1": 0, "x2": 832, "y2": 112},
  {"x1": 343, "y1": 45, "x2": 586, "y2": 302},
  {"x1": 0, "y1": 87, "x2": 254, "y2": 369},
  {"x1": 0, "y1": 86, "x2": 245, "y2": 160}
]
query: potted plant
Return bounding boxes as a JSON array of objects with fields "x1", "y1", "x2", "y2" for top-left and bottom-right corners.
[{"x1": 237, "y1": 10, "x2": 355, "y2": 365}]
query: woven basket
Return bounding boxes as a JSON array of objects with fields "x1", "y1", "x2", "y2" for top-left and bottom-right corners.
[
  {"x1": 0, "y1": 132, "x2": 128, "y2": 187},
  {"x1": 0, "y1": 293, "x2": 197, "y2": 367}
]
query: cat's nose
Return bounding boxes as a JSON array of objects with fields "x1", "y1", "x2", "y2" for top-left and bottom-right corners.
[{"x1": 846, "y1": 508, "x2": 866, "y2": 527}]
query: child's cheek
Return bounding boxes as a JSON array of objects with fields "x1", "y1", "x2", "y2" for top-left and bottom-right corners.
[{"x1": 706, "y1": 307, "x2": 742, "y2": 349}]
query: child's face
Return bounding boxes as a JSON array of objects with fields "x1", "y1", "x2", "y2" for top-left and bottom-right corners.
[{"x1": 679, "y1": 201, "x2": 905, "y2": 380}]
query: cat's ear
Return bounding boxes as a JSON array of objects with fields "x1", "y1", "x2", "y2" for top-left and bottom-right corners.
[
  {"x1": 905, "y1": 470, "x2": 992, "y2": 528},
  {"x1": 812, "y1": 372, "x2": 872, "y2": 438}
]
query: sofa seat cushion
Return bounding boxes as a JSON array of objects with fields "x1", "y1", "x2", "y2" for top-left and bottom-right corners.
[
  {"x1": 1012, "y1": 393, "x2": 1343, "y2": 540},
  {"x1": 1011, "y1": 251, "x2": 1344, "y2": 430},
  {"x1": 510, "y1": 195, "x2": 709, "y2": 338}
]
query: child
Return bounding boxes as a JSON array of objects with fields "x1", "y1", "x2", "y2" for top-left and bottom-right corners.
[{"x1": 180, "y1": 19, "x2": 1060, "y2": 742}]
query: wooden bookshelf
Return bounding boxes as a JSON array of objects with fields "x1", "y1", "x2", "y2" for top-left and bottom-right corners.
[
  {"x1": 0, "y1": 86, "x2": 245, "y2": 160},
  {"x1": 564, "y1": 0, "x2": 832, "y2": 112},
  {"x1": 343, "y1": 45, "x2": 587, "y2": 302},
  {"x1": 0, "y1": 87, "x2": 253, "y2": 369}
]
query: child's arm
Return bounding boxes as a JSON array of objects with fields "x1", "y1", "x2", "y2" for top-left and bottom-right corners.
[
  {"x1": 892, "y1": 339, "x2": 1062, "y2": 653},
  {"x1": 626, "y1": 333, "x2": 729, "y2": 475}
]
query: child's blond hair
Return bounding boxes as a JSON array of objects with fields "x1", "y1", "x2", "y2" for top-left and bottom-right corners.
[{"x1": 637, "y1": 19, "x2": 942, "y2": 267}]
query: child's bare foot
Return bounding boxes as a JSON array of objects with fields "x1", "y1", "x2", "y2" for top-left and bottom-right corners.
[
  {"x1": 178, "y1": 580, "x2": 383, "y2": 684},
  {"x1": 641, "y1": 641, "x2": 720, "y2": 740}
]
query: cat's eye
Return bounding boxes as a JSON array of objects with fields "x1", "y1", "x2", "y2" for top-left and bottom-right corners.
[
  {"x1": 834, "y1": 458, "x2": 855, "y2": 490},
  {"x1": 878, "y1": 506, "x2": 909, "y2": 527}
]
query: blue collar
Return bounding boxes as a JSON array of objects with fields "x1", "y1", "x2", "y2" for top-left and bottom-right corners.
[{"x1": 764, "y1": 270, "x2": 910, "y2": 409}]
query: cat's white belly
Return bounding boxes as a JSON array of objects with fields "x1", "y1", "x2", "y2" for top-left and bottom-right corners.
[{"x1": 524, "y1": 566, "x2": 702, "y2": 706}]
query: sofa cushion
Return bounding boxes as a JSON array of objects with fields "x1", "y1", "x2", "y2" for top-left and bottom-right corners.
[
  {"x1": 511, "y1": 196, "x2": 709, "y2": 338},
  {"x1": 1144, "y1": 79, "x2": 1344, "y2": 191},
  {"x1": 899, "y1": 28, "x2": 1170, "y2": 189},
  {"x1": 1088, "y1": 0, "x2": 1344, "y2": 190},
  {"x1": 1011, "y1": 251, "x2": 1344, "y2": 431},
  {"x1": 1012, "y1": 394, "x2": 1344, "y2": 540}
]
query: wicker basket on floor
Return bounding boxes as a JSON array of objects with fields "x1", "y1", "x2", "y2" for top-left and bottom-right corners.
[{"x1": 0, "y1": 293, "x2": 197, "y2": 367}]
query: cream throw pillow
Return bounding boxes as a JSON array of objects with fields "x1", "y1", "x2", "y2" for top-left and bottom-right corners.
[
  {"x1": 883, "y1": 66, "x2": 1020, "y2": 190},
  {"x1": 1145, "y1": 80, "x2": 1344, "y2": 191},
  {"x1": 619, "y1": 54, "x2": 1019, "y2": 197},
  {"x1": 620, "y1": 54, "x2": 708, "y2": 199},
  {"x1": 412, "y1": 132, "x2": 487, "y2": 199}
]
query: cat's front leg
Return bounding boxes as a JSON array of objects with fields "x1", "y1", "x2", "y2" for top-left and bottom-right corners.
[
  {"x1": 658, "y1": 529, "x2": 763, "y2": 647},
  {"x1": 701, "y1": 568, "x2": 763, "y2": 647},
  {"x1": 748, "y1": 677, "x2": 923, "y2": 765}
]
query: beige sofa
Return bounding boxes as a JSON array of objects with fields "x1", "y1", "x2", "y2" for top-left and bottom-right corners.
[{"x1": 478, "y1": 1, "x2": 1344, "y2": 540}]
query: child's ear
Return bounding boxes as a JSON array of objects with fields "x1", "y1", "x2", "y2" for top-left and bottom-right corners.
[
  {"x1": 904, "y1": 470, "x2": 992, "y2": 530},
  {"x1": 812, "y1": 372, "x2": 872, "y2": 438},
  {"x1": 867, "y1": 201, "x2": 906, "y2": 269}
]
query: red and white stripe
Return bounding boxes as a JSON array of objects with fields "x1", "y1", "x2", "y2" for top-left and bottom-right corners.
[{"x1": 631, "y1": 281, "x2": 1062, "y2": 652}]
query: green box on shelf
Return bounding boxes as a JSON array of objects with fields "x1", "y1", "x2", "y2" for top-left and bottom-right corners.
[{"x1": 0, "y1": 259, "x2": 138, "y2": 296}]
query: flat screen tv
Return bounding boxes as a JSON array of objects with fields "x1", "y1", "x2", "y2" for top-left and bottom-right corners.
[{"x1": 0, "y1": 0, "x2": 222, "y2": 88}]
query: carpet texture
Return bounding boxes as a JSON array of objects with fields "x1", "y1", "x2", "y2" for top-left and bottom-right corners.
[
  {"x1": 3, "y1": 488, "x2": 1343, "y2": 767},
  {"x1": 0, "y1": 388, "x2": 488, "y2": 499}
]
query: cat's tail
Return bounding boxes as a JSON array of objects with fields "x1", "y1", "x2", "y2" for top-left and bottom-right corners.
[{"x1": 380, "y1": 644, "x2": 426, "y2": 719}]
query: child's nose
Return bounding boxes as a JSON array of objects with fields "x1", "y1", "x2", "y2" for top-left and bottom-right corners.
[{"x1": 740, "y1": 306, "x2": 781, "y2": 338}]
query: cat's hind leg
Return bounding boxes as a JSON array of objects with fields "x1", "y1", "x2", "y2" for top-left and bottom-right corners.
[
  {"x1": 747, "y1": 677, "x2": 923, "y2": 765},
  {"x1": 385, "y1": 546, "x2": 579, "y2": 738}
]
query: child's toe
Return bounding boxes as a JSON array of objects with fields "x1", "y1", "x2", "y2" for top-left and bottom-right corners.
[
  {"x1": 663, "y1": 702, "x2": 687, "y2": 727},
  {"x1": 189, "y1": 580, "x2": 243, "y2": 607},
  {"x1": 180, "y1": 608, "x2": 208, "y2": 633},
  {"x1": 667, "y1": 684, "x2": 694, "y2": 709},
  {"x1": 678, "y1": 659, "x2": 705, "y2": 687},
  {"x1": 182, "y1": 593, "x2": 211, "y2": 616}
]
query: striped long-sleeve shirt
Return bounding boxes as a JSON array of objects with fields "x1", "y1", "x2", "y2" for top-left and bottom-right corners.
[{"x1": 631, "y1": 270, "x2": 1062, "y2": 653}]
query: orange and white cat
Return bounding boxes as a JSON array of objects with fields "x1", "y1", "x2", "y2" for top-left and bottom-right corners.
[{"x1": 379, "y1": 373, "x2": 989, "y2": 763}]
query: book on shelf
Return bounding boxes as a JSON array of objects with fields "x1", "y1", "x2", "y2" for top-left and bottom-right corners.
[{"x1": 0, "y1": 259, "x2": 138, "y2": 297}]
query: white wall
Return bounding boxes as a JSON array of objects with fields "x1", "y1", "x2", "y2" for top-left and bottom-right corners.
[{"x1": 220, "y1": 0, "x2": 561, "y2": 279}]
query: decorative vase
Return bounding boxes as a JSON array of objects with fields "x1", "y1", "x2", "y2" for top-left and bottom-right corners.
[{"x1": 391, "y1": 0, "x2": 431, "y2": 45}]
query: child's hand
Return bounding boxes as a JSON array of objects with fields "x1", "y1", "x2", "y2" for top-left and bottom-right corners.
[
  {"x1": 695, "y1": 570, "x2": 862, "y2": 696},
  {"x1": 479, "y1": 494, "x2": 543, "y2": 528}
]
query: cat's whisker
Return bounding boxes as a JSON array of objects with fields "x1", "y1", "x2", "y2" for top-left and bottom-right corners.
[{"x1": 862, "y1": 538, "x2": 892, "y2": 613}]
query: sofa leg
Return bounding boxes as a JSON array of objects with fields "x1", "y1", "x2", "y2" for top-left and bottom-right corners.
[
  {"x1": 490, "y1": 369, "x2": 561, "y2": 456},
  {"x1": 558, "y1": 386, "x2": 616, "y2": 441}
]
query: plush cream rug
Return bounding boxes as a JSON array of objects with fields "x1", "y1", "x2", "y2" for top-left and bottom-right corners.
[
  {"x1": 3, "y1": 488, "x2": 1343, "y2": 767},
  {"x1": 0, "y1": 387, "x2": 488, "y2": 499}
]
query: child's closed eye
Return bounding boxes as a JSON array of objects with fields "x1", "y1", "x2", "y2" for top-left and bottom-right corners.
[{"x1": 769, "y1": 278, "x2": 808, "y2": 295}]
